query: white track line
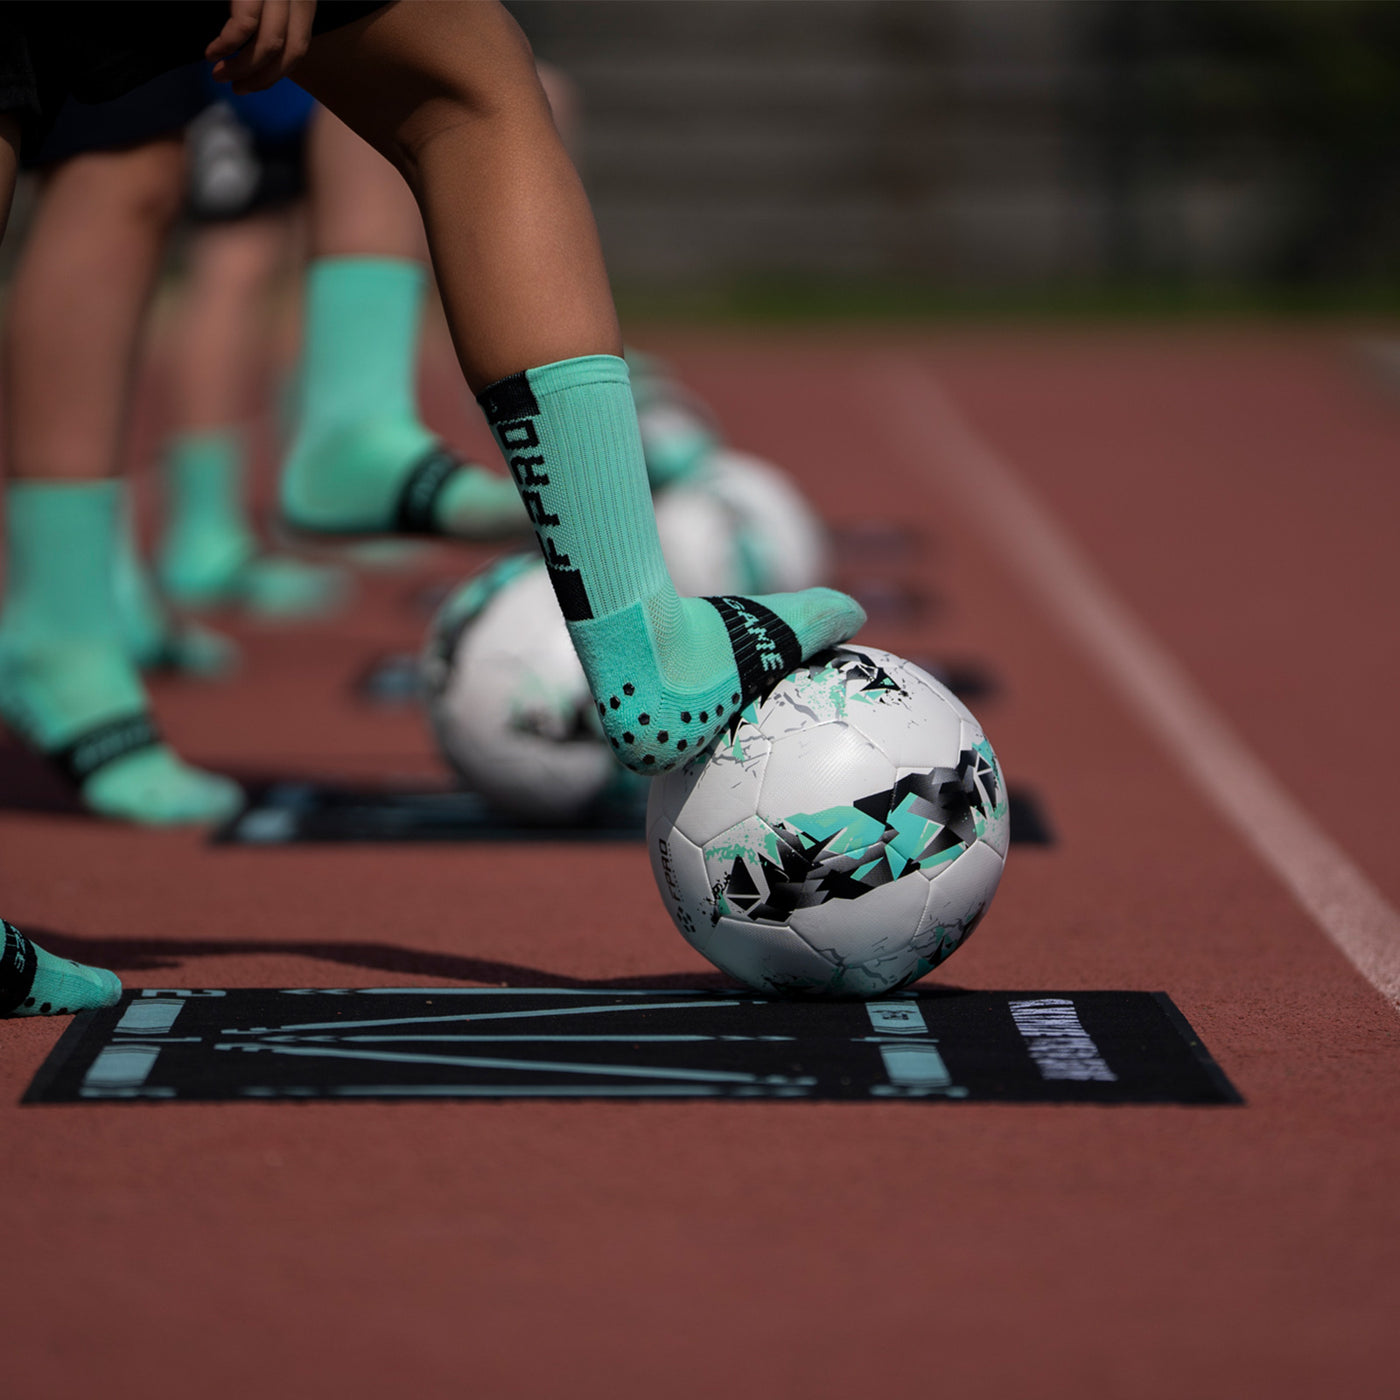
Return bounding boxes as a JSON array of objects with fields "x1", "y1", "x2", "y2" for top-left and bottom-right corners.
[{"x1": 873, "y1": 357, "x2": 1400, "y2": 1012}]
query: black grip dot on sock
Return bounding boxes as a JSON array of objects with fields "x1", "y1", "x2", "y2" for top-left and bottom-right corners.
[
  {"x1": 610, "y1": 738, "x2": 619, "y2": 749},
  {"x1": 623, "y1": 683, "x2": 635, "y2": 696},
  {"x1": 624, "y1": 733, "x2": 635, "y2": 744},
  {"x1": 597, "y1": 702, "x2": 606, "y2": 717},
  {"x1": 699, "y1": 711, "x2": 708, "y2": 723},
  {"x1": 732, "y1": 693, "x2": 740, "y2": 705},
  {"x1": 677, "y1": 739, "x2": 688, "y2": 751},
  {"x1": 639, "y1": 714, "x2": 650, "y2": 725},
  {"x1": 715, "y1": 703, "x2": 724, "y2": 716},
  {"x1": 609, "y1": 696, "x2": 620, "y2": 710},
  {"x1": 680, "y1": 712, "x2": 691, "y2": 724},
  {"x1": 657, "y1": 732, "x2": 668, "y2": 743},
  {"x1": 642, "y1": 755, "x2": 655, "y2": 766}
]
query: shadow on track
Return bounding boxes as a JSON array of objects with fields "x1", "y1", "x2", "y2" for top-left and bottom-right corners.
[
  {"x1": 0, "y1": 741, "x2": 87, "y2": 815},
  {"x1": 20, "y1": 923, "x2": 737, "y2": 991},
  {"x1": 21, "y1": 924, "x2": 975, "y2": 998}
]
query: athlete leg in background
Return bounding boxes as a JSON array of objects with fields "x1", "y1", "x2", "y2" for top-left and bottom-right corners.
[
  {"x1": 0, "y1": 118, "x2": 120, "y2": 1014},
  {"x1": 0, "y1": 137, "x2": 243, "y2": 824},
  {"x1": 279, "y1": 104, "x2": 524, "y2": 540},
  {"x1": 157, "y1": 205, "x2": 348, "y2": 617},
  {"x1": 290, "y1": 1, "x2": 864, "y2": 774}
]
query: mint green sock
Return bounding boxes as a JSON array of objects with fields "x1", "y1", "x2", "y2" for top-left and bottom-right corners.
[
  {"x1": 0, "y1": 919, "x2": 120, "y2": 1017},
  {"x1": 113, "y1": 485, "x2": 238, "y2": 676},
  {"x1": 478, "y1": 355, "x2": 865, "y2": 774},
  {"x1": 281, "y1": 257, "x2": 524, "y2": 539},
  {"x1": 0, "y1": 482, "x2": 243, "y2": 825},
  {"x1": 158, "y1": 429, "x2": 347, "y2": 618}
]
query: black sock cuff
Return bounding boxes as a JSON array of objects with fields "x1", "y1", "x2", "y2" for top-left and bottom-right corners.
[
  {"x1": 477, "y1": 372, "x2": 541, "y2": 427},
  {"x1": 0, "y1": 921, "x2": 38, "y2": 1015}
]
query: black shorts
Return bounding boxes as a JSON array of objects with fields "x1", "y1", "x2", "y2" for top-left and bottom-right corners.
[
  {"x1": 0, "y1": 1, "x2": 384, "y2": 153},
  {"x1": 24, "y1": 62, "x2": 210, "y2": 168}
]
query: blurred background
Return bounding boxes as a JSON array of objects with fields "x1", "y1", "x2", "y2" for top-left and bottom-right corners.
[{"x1": 508, "y1": 0, "x2": 1400, "y2": 320}]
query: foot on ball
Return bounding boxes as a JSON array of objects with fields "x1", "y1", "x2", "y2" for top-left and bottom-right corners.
[{"x1": 478, "y1": 355, "x2": 866, "y2": 776}]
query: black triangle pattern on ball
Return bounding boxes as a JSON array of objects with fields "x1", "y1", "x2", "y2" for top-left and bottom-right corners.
[
  {"x1": 719, "y1": 747, "x2": 998, "y2": 925},
  {"x1": 717, "y1": 645, "x2": 907, "y2": 746},
  {"x1": 831, "y1": 649, "x2": 907, "y2": 699}
]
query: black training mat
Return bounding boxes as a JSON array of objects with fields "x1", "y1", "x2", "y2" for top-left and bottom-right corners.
[
  {"x1": 212, "y1": 782, "x2": 1051, "y2": 846},
  {"x1": 24, "y1": 988, "x2": 1238, "y2": 1105},
  {"x1": 1007, "y1": 787, "x2": 1055, "y2": 845},
  {"x1": 353, "y1": 653, "x2": 423, "y2": 705},
  {"x1": 212, "y1": 782, "x2": 648, "y2": 844}
]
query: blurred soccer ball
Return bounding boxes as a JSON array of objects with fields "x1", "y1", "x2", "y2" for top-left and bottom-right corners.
[
  {"x1": 647, "y1": 645, "x2": 1007, "y2": 998},
  {"x1": 703, "y1": 449, "x2": 830, "y2": 594},
  {"x1": 653, "y1": 480, "x2": 747, "y2": 596},
  {"x1": 652, "y1": 449, "x2": 831, "y2": 597},
  {"x1": 421, "y1": 556, "x2": 631, "y2": 822}
]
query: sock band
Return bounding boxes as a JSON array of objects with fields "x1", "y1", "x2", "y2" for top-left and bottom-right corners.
[
  {"x1": 49, "y1": 713, "x2": 162, "y2": 787},
  {"x1": 0, "y1": 921, "x2": 37, "y2": 1014},
  {"x1": 393, "y1": 446, "x2": 470, "y2": 534},
  {"x1": 705, "y1": 595, "x2": 804, "y2": 698}
]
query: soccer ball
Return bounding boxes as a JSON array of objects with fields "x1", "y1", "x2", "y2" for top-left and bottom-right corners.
[
  {"x1": 702, "y1": 449, "x2": 830, "y2": 594},
  {"x1": 420, "y1": 476, "x2": 780, "y2": 819},
  {"x1": 653, "y1": 480, "x2": 747, "y2": 596},
  {"x1": 647, "y1": 645, "x2": 1008, "y2": 997},
  {"x1": 652, "y1": 449, "x2": 831, "y2": 597},
  {"x1": 421, "y1": 555, "x2": 635, "y2": 822}
]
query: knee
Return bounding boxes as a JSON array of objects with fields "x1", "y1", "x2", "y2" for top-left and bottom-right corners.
[
  {"x1": 348, "y1": 3, "x2": 549, "y2": 174},
  {"x1": 110, "y1": 142, "x2": 188, "y2": 234},
  {"x1": 66, "y1": 139, "x2": 188, "y2": 237}
]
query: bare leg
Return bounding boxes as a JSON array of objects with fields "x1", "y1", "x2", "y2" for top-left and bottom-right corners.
[
  {"x1": 4, "y1": 139, "x2": 186, "y2": 482},
  {"x1": 294, "y1": 0, "x2": 620, "y2": 391},
  {"x1": 169, "y1": 212, "x2": 289, "y2": 434},
  {"x1": 307, "y1": 105, "x2": 427, "y2": 261},
  {"x1": 157, "y1": 207, "x2": 347, "y2": 615}
]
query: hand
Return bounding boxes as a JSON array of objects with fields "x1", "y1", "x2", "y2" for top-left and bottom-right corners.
[{"x1": 207, "y1": 0, "x2": 318, "y2": 94}]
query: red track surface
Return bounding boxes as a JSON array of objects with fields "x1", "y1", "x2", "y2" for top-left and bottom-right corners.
[{"x1": 3, "y1": 326, "x2": 1399, "y2": 1398}]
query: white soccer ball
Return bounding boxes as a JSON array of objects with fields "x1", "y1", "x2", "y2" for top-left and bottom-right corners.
[
  {"x1": 653, "y1": 480, "x2": 747, "y2": 596},
  {"x1": 647, "y1": 645, "x2": 1008, "y2": 998},
  {"x1": 421, "y1": 555, "x2": 631, "y2": 821},
  {"x1": 702, "y1": 449, "x2": 830, "y2": 593},
  {"x1": 651, "y1": 449, "x2": 831, "y2": 598}
]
